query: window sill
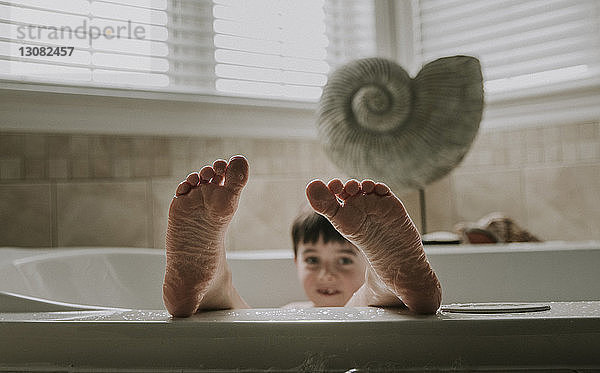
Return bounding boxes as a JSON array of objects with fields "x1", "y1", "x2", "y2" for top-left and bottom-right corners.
[
  {"x1": 482, "y1": 74, "x2": 600, "y2": 130},
  {"x1": 0, "y1": 82, "x2": 319, "y2": 138}
]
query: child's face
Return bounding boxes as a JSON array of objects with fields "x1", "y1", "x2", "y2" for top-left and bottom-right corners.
[{"x1": 295, "y1": 236, "x2": 367, "y2": 307}]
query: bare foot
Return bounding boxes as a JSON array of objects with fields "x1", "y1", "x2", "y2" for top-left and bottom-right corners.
[
  {"x1": 306, "y1": 178, "x2": 442, "y2": 314},
  {"x1": 163, "y1": 155, "x2": 249, "y2": 317}
]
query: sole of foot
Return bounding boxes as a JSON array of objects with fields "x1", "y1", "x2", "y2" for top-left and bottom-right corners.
[
  {"x1": 306, "y1": 178, "x2": 442, "y2": 314},
  {"x1": 163, "y1": 155, "x2": 249, "y2": 317}
]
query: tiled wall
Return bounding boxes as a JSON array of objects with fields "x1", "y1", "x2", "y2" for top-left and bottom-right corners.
[
  {"x1": 1, "y1": 120, "x2": 599, "y2": 250},
  {"x1": 426, "y1": 121, "x2": 600, "y2": 241},
  {"x1": 0, "y1": 133, "x2": 343, "y2": 250}
]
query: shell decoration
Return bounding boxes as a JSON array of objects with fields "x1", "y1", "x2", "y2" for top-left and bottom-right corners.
[{"x1": 317, "y1": 56, "x2": 484, "y2": 191}]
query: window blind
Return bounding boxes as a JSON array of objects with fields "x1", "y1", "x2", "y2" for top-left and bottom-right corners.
[
  {"x1": 0, "y1": 0, "x2": 377, "y2": 102},
  {"x1": 0, "y1": 0, "x2": 171, "y2": 87},
  {"x1": 413, "y1": 0, "x2": 600, "y2": 94}
]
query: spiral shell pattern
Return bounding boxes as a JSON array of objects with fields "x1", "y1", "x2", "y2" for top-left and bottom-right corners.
[{"x1": 317, "y1": 56, "x2": 484, "y2": 191}]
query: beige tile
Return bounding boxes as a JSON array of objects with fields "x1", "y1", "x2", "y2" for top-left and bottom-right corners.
[
  {"x1": 578, "y1": 141, "x2": 599, "y2": 161},
  {"x1": 250, "y1": 138, "x2": 314, "y2": 177},
  {"x1": 222, "y1": 137, "x2": 255, "y2": 165},
  {"x1": 89, "y1": 136, "x2": 114, "y2": 157},
  {"x1": 91, "y1": 157, "x2": 112, "y2": 178},
  {"x1": 152, "y1": 137, "x2": 170, "y2": 157},
  {"x1": 459, "y1": 148, "x2": 479, "y2": 168},
  {"x1": 472, "y1": 132, "x2": 491, "y2": 148},
  {"x1": 69, "y1": 136, "x2": 89, "y2": 156},
  {"x1": 0, "y1": 184, "x2": 52, "y2": 247},
  {"x1": 133, "y1": 137, "x2": 154, "y2": 157},
  {"x1": 560, "y1": 123, "x2": 579, "y2": 142},
  {"x1": 250, "y1": 138, "x2": 283, "y2": 176},
  {"x1": 168, "y1": 137, "x2": 192, "y2": 179},
  {"x1": 0, "y1": 158, "x2": 23, "y2": 179},
  {"x1": 307, "y1": 141, "x2": 350, "y2": 179},
  {"x1": 48, "y1": 158, "x2": 68, "y2": 179},
  {"x1": 113, "y1": 158, "x2": 132, "y2": 178},
  {"x1": 71, "y1": 159, "x2": 90, "y2": 179},
  {"x1": 452, "y1": 169, "x2": 525, "y2": 226},
  {"x1": 524, "y1": 127, "x2": 544, "y2": 148},
  {"x1": 562, "y1": 142, "x2": 578, "y2": 163},
  {"x1": 492, "y1": 148, "x2": 507, "y2": 166},
  {"x1": 396, "y1": 189, "x2": 421, "y2": 233},
  {"x1": 150, "y1": 179, "x2": 178, "y2": 249},
  {"x1": 525, "y1": 146, "x2": 544, "y2": 165},
  {"x1": 424, "y1": 175, "x2": 456, "y2": 233},
  {"x1": 56, "y1": 181, "x2": 149, "y2": 247},
  {"x1": 132, "y1": 157, "x2": 152, "y2": 177},
  {"x1": 544, "y1": 143, "x2": 562, "y2": 163},
  {"x1": 542, "y1": 125, "x2": 561, "y2": 145},
  {"x1": 169, "y1": 156, "x2": 191, "y2": 180},
  {"x1": 24, "y1": 159, "x2": 46, "y2": 179},
  {"x1": 188, "y1": 137, "x2": 224, "y2": 170},
  {"x1": 477, "y1": 149, "x2": 495, "y2": 166},
  {"x1": 152, "y1": 157, "x2": 171, "y2": 177},
  {"x1": 24, "y1": 134, "x2": 47, "y2": 159},
  {"x1": 113, "y1": 137, "x2": 134, "y2": 157},
  {"x1": 0, "y1": 133, "x2": 25, "y2": 157},
  {"x1": 524, "y1": 165, "x2": 600, "y2": 241},
  {"x1": 47, "y1": 135, "x2": 70, "y2": 158},
  {"x1": 228, "y1": 176, "x2": 308, "y2": 251},
  {"x1": 168, "y1": 137, "x2": 190, "y2": 156},
  {"x1": 579, "y1": 122, "x2": 599, "y2": 140},
  {"x1": 506, "y1": 139, "x2": 525, "y2": 167}
]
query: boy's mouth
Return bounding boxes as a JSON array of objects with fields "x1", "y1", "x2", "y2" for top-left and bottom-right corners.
[{"x1": 317, "y1": 288, "x2": 340, "y2": 296}]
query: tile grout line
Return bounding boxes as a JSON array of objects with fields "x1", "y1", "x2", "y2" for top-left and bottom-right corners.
[
  {"x1": 50, "y1": 182, "x2": 58, "y2": 248},
  {"x1": 147, "y1": 177, "x2": 154, "y2": 249}
]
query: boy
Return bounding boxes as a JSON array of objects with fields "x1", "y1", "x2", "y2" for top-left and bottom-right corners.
[{"x1": 163, "y1": 156, "x2": 441, "y2": 317}]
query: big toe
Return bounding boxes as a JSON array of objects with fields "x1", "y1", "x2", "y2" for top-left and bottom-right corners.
[
  {"x1": 224, "y1": 155, "x2": 249, "y2": 193},
  {"x1": 306, "y1": 179, "x2": 340, "y2": 219}
]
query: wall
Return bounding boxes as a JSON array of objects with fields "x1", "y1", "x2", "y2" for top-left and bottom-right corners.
[
  {"x1": 426, "y1": 120, "x2": 600, "y2": 241},
  {"x1": 1, "y1": 120, "x2": 599, "y2": 250}
]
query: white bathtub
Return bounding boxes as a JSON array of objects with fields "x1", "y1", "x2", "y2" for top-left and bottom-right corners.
[
  {"x1": 1, "y1": 241, "x2": 599, "y2": 311},
  {"x1": 1, "y1": 242, "x2": 600, "y2": 371},
  {"x1": 0, "y1": 247, "x2": 307, "y2": 311}
]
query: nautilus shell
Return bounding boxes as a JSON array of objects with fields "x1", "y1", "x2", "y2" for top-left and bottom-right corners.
[{"x1": 317, "y1": 56, "x2": 484, "y2": 191}]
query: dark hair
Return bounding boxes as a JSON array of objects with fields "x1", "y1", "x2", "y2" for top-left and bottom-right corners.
[{"x1": 291, "y1": 209, "x2": 347, "y2": 258}]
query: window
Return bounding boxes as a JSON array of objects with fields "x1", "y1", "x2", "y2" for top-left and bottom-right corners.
[
  {"x1": 410, "y1": 0, "x2": 600, "y2": 128},
  {"x1": 0, "y1": 0, "x2": 376, "y2": 103}
]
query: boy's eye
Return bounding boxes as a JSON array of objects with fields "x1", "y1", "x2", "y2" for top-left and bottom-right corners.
[
  {"x1": 304, "y1": 256, "x2": 319, "y2": 265},
  {"x1": 338, "y1": 257, "x2": 353, "y2": 265}
]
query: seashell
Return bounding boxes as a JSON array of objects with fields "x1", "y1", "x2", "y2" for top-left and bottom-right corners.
[{"x1": 317, "y1": 56, "x2": 484, "y2": 191}]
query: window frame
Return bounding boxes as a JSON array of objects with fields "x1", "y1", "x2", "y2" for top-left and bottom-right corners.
[
  {"x1": 0, "y1": 0, "x2": 394, "y2": 138},
  {"x1": 402, "y1": 0, "x2": 600, "y2": 130},
  {"x1": 6, "y1": 0, "x2": 595, "y2": 137}
]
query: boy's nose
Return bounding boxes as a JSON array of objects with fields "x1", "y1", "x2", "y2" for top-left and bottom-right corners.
[{"x1": 318, "y1": 266, "x2": 337, "y2": 280}]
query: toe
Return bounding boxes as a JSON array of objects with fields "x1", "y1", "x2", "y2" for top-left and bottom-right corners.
[
  {"x1": 175, "y1": 181, "x2": 191, "y2": 196},
  {"x1": 361, "y1": 179, "x2": 375, "y2": 194},
  {"x1": 374, "y1": 182, "x2": 391, "y2": 196},
  {"x1": 306, "y1": 179, "x2": 340, "y2": 219},
  {"x1": 213, "y1": 159, "x2": 227, "y2": 175},
  {"x1": 343, "y1": 179, "x2": 361, "y2": 196},
  {"x1": 224, "y1": 155, "x2": 249, "y2": 193},
  {"x1": 199, "y1": 166, "x2": 215, "y2": 183},
  {"x1": 327, "y1": 179, "x2": 344, "y2": 195},
  {"x1": 210, "y1": 175, "x2": 224, "y2": 185},
  {"x1": 186, "y1": 172, "x2": 200, "y2": 186}
]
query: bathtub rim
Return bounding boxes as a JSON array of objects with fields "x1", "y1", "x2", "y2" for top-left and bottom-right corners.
[{"x1": 2, "y1": 239, "x2": 599, "y2": 260}]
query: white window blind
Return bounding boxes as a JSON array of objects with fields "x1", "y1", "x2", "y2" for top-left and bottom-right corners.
[
  {"x1": 0, "y1": 0, "x2": 377, "y2": 102},
  {"x1": 0, "y1": 0, "x2": 171, "y2": 87},
  {"x1": 413, "y1": 0, "x2": 600, "y2": 95}
]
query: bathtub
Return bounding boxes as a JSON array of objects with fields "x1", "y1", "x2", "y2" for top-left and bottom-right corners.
[{"x1": 1, "y1": 242, "x2": 600, "y2": 371}]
